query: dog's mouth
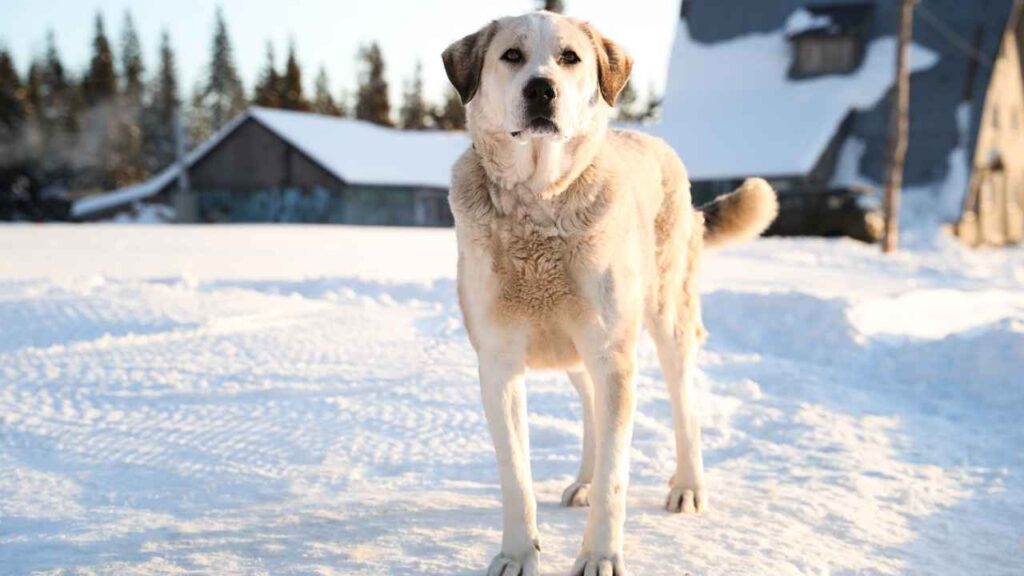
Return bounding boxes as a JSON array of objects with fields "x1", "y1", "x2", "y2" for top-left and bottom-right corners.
[{"x1": 511, "y1": 117, "x2": 559, "y2": 138}]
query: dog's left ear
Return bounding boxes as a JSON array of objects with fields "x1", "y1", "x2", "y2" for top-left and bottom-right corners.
[
  {"x1": 582, "y1": 23, "x2": 633, "y2": 106},
  {"x1": 442, "y1": 22, "x2": 497, "y2": 105}
]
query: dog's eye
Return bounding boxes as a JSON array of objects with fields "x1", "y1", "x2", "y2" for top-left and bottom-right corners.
[
  {"x1": 500, "y1": 48, "x2": 523, "y2": 64},
  {"x1": 561, "y1": 50, "x2": 580, "y2": 65}
]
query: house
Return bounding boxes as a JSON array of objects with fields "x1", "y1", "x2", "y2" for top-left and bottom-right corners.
[
  {"x1": 72, "y1": 107, "x2": 470, "y2": 226},
  {"x1": 656, "y1": 0, "x2": 1024, "y2": 246}
]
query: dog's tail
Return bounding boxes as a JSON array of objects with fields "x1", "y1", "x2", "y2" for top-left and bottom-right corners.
[{"x1": 699, "y1": 178, "x2": 778, "y2": 250}]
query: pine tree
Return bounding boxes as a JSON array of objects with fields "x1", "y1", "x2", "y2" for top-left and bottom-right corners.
[
  {"x1": 311, "y1": 66, "x2": 340, "y2": 116},
  {"x1": 195, "y1": 7, "x2": 246, "y2": 134},
  {"x1": 83, "y1": 13, "x2": 117, "y2": 106},
  {"x1": 38, "y1": 30, "x2": 78, "y2": 179},
  {"x1": 354, "y1": 42, "x2": 391, "y2": 126},
  {"x1": 42, "y1": 30, "x2": 76, "y2": 133},
  {"x1": 77, "y1": 13, "x2": 121, "y2": 189},
  {"x1": 188, "y1": 84, "x2": 212, "y2": 147},
  {"x1": 252, "y1": 42, "x2": 281, "y2": 108},
  {"x1": 280, "y1": 43, "x2": 307, "y2": 111},
  {"x1": 143, "y1": 30, "x2": 181, "y2": 171},
  {"x1": 399, "y1": 60, "x2": 428, "y2": 130},
  {"x1": 120, "y1": 11, "x2": 144, "y2": 103},
  {"x1": 0, "y1": 48, "x2": 25, "y2": 137},
  {"x1": 539, "y1": 0, "x2": 565, "y2": 12},
  {"x1": 113, "y1": 10, "x2": 147, "y2": 185},
  {"x1": 431, "y1": 88, "x2": 466, "y2": 131}
]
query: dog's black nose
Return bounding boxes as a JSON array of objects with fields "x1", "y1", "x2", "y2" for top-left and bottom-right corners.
[{"x1": 522, "y1": 77, "x2": 557, "y2": 106}]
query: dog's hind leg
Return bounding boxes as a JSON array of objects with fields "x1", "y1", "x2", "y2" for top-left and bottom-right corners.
[
  {"x1": 648, "y1": 242, "x2": 707, "y2": 514},
  {"x1": 650, "y1": 317, "x2": 706, "y2": 514},
  {"x1": 561, "y1": 369, "x2": 596, "y2": 507}
]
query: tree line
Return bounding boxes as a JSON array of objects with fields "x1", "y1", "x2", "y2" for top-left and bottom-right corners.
[
  {"x1": 0, "y1": 5, "x2": 660, "y2": 201},
  {"x1": 0, "y1": 8, "x2": 467, "y2": 198}
]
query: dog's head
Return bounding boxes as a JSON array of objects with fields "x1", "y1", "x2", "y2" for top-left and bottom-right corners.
[{"x1": 442, "y1": 11, "x2": 632, "y2": 141}]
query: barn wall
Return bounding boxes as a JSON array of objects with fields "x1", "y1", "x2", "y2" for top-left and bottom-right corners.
[
  {"x1": 187, "y1": 119, "x2": 342, "y2": 191},
  {"x1": 194, "y1": 185, "x2": 453, "y2": 226},
  {"x1": 166, "y1": 117, "x2": 453, "y2": 226}
]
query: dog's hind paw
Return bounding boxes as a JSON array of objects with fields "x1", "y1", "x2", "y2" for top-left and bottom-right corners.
[
  {"x1": 560, "y1": 481, "x2": 591, "y2": 507},
  {"x1": 571, "y1": 552, "x2": 627, "y2": 576},
  {"x1": 487, "y1": 548, "x2": 539, "y2": 576},
  {"x1": 665, "y1": 485, "x2": 706, "y2": 514}
]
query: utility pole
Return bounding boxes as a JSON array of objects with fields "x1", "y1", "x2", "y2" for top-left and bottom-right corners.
[{"x1": 882, "y1": 0, "x2": 916, "y2": 253}]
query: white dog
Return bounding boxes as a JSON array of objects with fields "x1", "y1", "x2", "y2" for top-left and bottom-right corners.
[{"x1": 443, "y1": 11, "x2": 778, "y2": 575}]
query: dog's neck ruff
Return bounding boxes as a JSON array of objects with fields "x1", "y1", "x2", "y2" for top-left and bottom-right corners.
[{"x1": 471, "y1": 121, "x2": 606, "y2": 203}]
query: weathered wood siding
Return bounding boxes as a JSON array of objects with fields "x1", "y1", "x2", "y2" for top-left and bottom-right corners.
[
  {"x1": 959, "y1": 27, "x2": 1024, "y2": 246},
  {"x1": 188, "y1": 119, "x2": 342, "y2": 191}
]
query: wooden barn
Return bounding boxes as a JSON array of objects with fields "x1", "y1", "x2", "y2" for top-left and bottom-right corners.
[{"x1": 72, "y1": 107, "x2": 469, "y2": 226}]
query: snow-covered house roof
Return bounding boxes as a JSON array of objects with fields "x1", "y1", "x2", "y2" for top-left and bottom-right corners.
[
  {"x1": 661, "y1": 0, "x2": 1019, "y2": 190},
  {"x1": 653, "y1": 12, "x2": 938, "y2": 181},
  {"x1": 73, "y1": 108, "x2": 470, "y2": 219},
  {"x1": 651, "y1": 5, "x2": 937, "y2": 178}
]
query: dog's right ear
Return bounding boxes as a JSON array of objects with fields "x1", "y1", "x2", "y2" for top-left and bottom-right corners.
[{"x1": 442, "y1": 22, "x2": 497, "y2": 105}]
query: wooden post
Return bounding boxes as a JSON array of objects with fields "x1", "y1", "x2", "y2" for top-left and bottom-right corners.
[{"x1": 882, "y1": 0, "x2": 916, "y2": 253}]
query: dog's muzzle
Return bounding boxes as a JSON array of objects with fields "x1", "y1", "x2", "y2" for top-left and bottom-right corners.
[{"x1": 512, "y1": 77, "x2": 560, "y2": 137}]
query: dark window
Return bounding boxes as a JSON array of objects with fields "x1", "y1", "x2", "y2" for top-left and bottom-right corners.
[{"x1": 793, "y1": 35, "x2": 859, "y2": 76}]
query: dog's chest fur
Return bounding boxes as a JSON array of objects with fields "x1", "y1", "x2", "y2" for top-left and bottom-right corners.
[
  {"x1": 490, "y1": 211, "x2": 578, "y2": 319},
  {"x1": 451, "y1": 149, "x2": 609, "y2": 324}
]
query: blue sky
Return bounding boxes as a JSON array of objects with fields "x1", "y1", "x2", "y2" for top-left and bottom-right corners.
[{"x1": 0, "y1": 0, "x2": 680, "y2": 106}]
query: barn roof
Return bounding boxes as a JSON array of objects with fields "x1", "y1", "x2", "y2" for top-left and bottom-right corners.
[
  {"x1": 247, "y1": 107, "x2": 469, "y2": 188},
  {"x1": 73, "y1": 108, "x2": 470, "y2": 219}
]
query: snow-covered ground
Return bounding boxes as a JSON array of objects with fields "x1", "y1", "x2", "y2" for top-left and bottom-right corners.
[{"x1": 1, "y1": 225, "x2": 1022, "y2": 575}]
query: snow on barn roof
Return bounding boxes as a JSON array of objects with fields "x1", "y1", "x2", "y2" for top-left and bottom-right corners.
[
  {"x1": 248, "y1": 107, "x2": 469, "y2": 188},
  {"x1": 73, "y1": 108, "x2": 470, "y2": 219},
  {"x1": 651, "y1": 19, "x2": 939, "y2": 181},
  {"x1": 784, "y1": 8, "x2": 835, "y2": 37}
]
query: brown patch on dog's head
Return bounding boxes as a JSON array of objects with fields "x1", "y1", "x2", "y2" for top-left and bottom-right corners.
[
  {"x1": 579, "y1": 22, "x2": 633, "y2": 106},
  {"x1": 442, "y1": 21, "x2": 498, "y2": 105}
]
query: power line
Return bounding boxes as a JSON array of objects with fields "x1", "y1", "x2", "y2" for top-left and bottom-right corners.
[{"x1": 916, "y1": 1, "x2": 994, "y2": 68}]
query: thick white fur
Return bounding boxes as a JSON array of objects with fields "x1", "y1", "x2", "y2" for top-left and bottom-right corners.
[{"x1": 444, "y1": 12, "x2": 776, "y2": 576}]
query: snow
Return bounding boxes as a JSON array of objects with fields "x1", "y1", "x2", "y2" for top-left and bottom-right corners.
[
  {"x1": 830, "y1": 102, "x2": 974, "y2": 238},
  {"x1": 784, "y1": 8, "x2": 834, "y2": 37},
  {"x1": 1, "y1": 225, "x2": 1022, "y2": 575},
  {"x1": 70, "y1": 177, "x2": 171, "y2": 219},
  {"x1": 105, "y1": 203, "x2": 177, "y2": 223},
  {"x1": 249, "y1": 107, "x2": 470, "y2": 189},
  {"x1": 654, "y1": 21, "x2": 939, "y2": 180},
  {"x1": 829, "y1": 135, "x2": 871, "y2": 189},
  {"x1": 71, "y1": 108, "x2": 471, "y2": 219}
]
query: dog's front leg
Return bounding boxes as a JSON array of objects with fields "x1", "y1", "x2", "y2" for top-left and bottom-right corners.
[
  {"x1": 479, "y1": 343, "x2": 540, "y2": 576},
  {"x1": 572, "y1": 327, "x2": 639, "y2": 576}
]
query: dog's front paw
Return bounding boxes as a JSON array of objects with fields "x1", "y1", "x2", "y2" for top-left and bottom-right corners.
[
  {"x1": 665, "y1": 483, "x2": 706, "y2": 514},
  {"x1": 560, "y1": 480, "x2": 591, "y2": 507},
  {"x1": 487, "y1": 548, "x2": 539, "y2": 576},
  {"x1": 571, "y1": 552, "x2": 627, "y2": 576}
]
